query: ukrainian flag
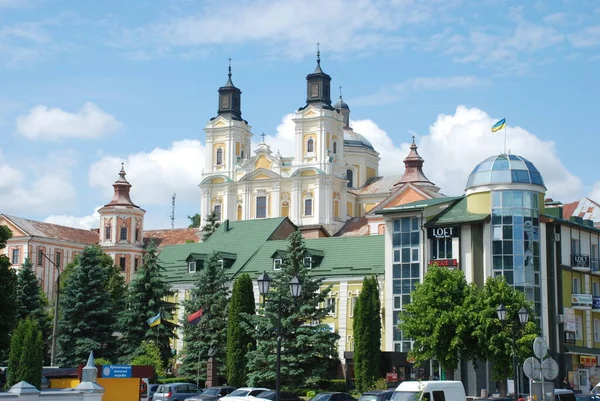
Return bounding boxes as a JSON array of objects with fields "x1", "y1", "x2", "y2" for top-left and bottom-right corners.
[
  {"x1": 147, "y1": 312, "x2": 161, "y2": 327},
  {"x1": 491, "y1": 118, "x2": 506, "y2": 132}
]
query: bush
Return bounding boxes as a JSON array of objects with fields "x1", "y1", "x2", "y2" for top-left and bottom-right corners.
[
  {"x1": 94, "y1": 357, "x2": 112, "y2": 365},
  {"x1": 316, "y1": 379, "x2": 347, "y2": 393},
  {"x1": 157, "y1": 377, "x2": 196, "y2": 384}
]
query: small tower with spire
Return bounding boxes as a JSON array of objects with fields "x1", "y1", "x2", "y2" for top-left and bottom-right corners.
[
  {"x1": 215, "y1": 58, "x2": 243, "y2": 121},
  {"x1": 300, "y1": 43, "x2": 333, "y2": 110},
  {"x1": 98, "y1": 163, "x2": 146, "y2": 282},
  {"x1": 394, "y1": 136, "x2": 439, "y2": 190}
]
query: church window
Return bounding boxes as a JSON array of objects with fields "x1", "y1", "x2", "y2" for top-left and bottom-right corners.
[
  {"x1": 256, "y1": 196, "x2": 267, "y2": 218},
  {"x1": 237, "y1": 204, "x2": 243, "y2": 220},
  {"x1": 135, "y1": 228, "x2": 140, "y2": 242},
  {"x1": 333, "y1": 141, "x2": 337, "y2": 154},
  {"x1": 346, "y1": 169, "x2": 354, "y2": 188},
  {"x1": 220, "y1": 94, "x2": 230, "y2": 109},
  {"x1": 188, "y1": 261, "x2": 196, "y2": 274},
  {"x1": 11, "y1": 248, "x2": 20, "y2": 265},
  {"x1": 216, "y1": 148, "x2": 223, "y2": 165},
  {"x1": 120, "y1": 227, "x2": 128, "y2": 241},
  {"x1": 307, "y1": 139, "x2": 314, "y2": 153},
  {"x1": 240, "y1": 149, "x2": 244, "y2": 159},
  {"x1": 305, "y1": 198, "x2": 313, "y2": 216},
  {"x1": 55, "y1": 251, "x2": 61, "y2": 268},
  {"x1": 119, "y1": 257, "x2": 126, "y2": 271},
  {"x1": 213, "y1": 204, "x2": 222, "y2": 221},
  {"x1": 310, "y1": 82, "x2": 319, "y2": 98},
  {"x1": 134, "y1": 257, "x2": 139, "y2": 271},
  {"x1": 37, "y1": 248, "x2": 43, "y2": 266},
  {"x1": 105, "y1": 226, "x2": 111, "y2": 240}
]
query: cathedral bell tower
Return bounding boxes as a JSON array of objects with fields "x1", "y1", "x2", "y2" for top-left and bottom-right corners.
[
  {"x1": 300, "y1": 47, "x2": 334, "y2": 111},
  {"x1": 217, "y1": 60, "x2": 243, "y2": 121}
]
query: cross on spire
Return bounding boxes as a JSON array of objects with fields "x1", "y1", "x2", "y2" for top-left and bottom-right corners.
[
  {"x1": 339, "y1": 85, "x2": 343, "y2": 99},
  {"x1": 316, "y1": 41, "x2": 320, "y2": 63},
  {"x1": 228, "y1": 57, "x2": 232, "y2": 78},
  {"x1": 261, "y1": 132, "x2": 266, "y2": 144}
]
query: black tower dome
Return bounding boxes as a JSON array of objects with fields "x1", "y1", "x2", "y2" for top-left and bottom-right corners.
[
  {"x1": 213, "y1": 59, "x2": 244, "y2": 121},
  {"x1": 299, "y1": 46, "x2": 334, "y2": 111}
]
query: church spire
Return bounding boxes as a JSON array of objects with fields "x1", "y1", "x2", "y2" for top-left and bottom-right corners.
[
  {"x1": 105, "y1": 163, "x2": 140, "y2": 208},
  {"x1": 299, "y1": 43, "x2": 333, "y2": 111},
  {"x1": 215, "y1": 58, "x2": 244, "y2": 121},
  {"x1": 395, "y1": 136, "x2": 436, "y2": 187}
]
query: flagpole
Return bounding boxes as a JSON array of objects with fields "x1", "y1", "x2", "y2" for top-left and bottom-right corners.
[{"x1": 504, "y1": 125, "x2": 507, "y2": 154}]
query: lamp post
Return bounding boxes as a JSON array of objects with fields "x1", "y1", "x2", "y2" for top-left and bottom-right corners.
[
  {"x1": 40, "y1": 251, "x2": 61, "y2": 367},
  {"x1": 257, "y1": 272, "x2": 302, "y2": 401},
  {"x1": 497, "y1": 303, "x2": 530, "y2": 400}
]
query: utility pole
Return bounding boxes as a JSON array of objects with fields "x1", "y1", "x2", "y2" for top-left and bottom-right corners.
[
  {"x1": 40, "y1": 251, "x2": 60, "y2": 366},
  {"x1": 170, "y1": 193, "x2": 176, "y2": 229}
]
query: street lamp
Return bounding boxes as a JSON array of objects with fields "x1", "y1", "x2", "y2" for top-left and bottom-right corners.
[
  {"x1": 40, "y1": 251, "x2": 61, "y2": 367},
  {"x1": 497, "y1": 303, "x2": 530, "y2": 400},
  {"x1": 257, "y1": 272, "x2": 302, "y2": 401}
]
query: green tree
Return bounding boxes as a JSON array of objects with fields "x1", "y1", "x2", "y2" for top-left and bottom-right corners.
[
  {"x1": 472, "y1": 275, "x2": 539, "y2": 395},
  {"x1": 226, "y1": 273, "x2": 256, "y2": 387},
  {"x1": 0, "y1": 225, "x2": 17, "y2": 365},
  {"x1": 353, "y1": 276, "x2": 381, "y2": 392},
  {"x1": 398, "y1": 265, "x2": 480, "y2": 379},
  {"x1": 56, "y1": 246, "x2": 118, "y2": 366},
  {"x1": 118, "y1": 242, "x2": 177, "y2": 367},
  {"x1": 179, "y1": 252, "x2": 229, "y2": 381},
  {"x1": 16, "y1": 258, "x2": 51, "y2": 360},
  {"x1": 131, "y1": 340, "x2": 166, "y2": 378},
  {"x1": 200, "y1": 211, "x2": 221, "y2": 242},
  {"x1": 6, "y1": 318, "x2": 44, "y2": 389},
  {"x1": 245, "y1": 230, "x2": 339, "y2": 388},
  {"x1": 188, "y1": 213, "x2": 202, "y2": 228}
]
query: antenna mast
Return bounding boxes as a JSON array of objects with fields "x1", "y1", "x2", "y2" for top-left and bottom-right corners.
[{"x1": 170, "y1": 193, "x2": 176, "y2": 229}]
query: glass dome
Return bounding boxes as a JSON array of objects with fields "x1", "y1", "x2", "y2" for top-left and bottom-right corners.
[{"x1": 466, "y1": 154, "x2": 545, "y2": 189}]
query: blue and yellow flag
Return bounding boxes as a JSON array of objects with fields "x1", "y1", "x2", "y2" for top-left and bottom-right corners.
[
  {"x1": 147, "y1": 312, "x2": 161, "y2": 327},
  {"x1": 491, "y1": 118, "x2": 506, "y2": 132}
]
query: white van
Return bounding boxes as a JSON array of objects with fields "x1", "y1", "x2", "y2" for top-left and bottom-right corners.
[{"x1": 391, "y1": 381, "x2": 467, "y2": 401}]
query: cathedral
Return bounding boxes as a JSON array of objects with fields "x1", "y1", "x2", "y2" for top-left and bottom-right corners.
[{"x1": 199, "y1": 53, "x2": 438, "y2": 236}]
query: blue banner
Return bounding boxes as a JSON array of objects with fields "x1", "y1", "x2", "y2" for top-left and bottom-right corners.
[{"x1": 102, "y1": 364, "x2": 132, "y2": 378}]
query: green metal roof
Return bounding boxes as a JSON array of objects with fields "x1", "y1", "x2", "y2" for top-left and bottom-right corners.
[
  {"x1": 158, "y1": 217, "x2": 289, "y2": 284},
  {"x1": 241, "y1": 235, "x2": 384, "y2": 278},
  {"x1": 543, "y1": 214, "x2": 600, "y2": 235},
  {"x1": 375, "y1": 196, "x2": 462, "y2": 214},
  {"x1": 425, "y1": 196, "x2": 489, "y2": 227}
]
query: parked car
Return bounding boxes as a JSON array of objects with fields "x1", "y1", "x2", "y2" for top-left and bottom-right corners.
[
  {"x1": 575, "y1": 395, "x2": 600, "y2": 401},
  {"x1": 254, "y1": 390, "x2": 304, "y2": 401},
  {"x1": 153, "y1": 383, "x2": 203, "y2": 401},
  {"x1": 358, "y1": 390, "x2": 394, "y2": 401},
  {"x1": 222, "y1": 387, "x2": 270, "y2": 401},
  {"x1": 309, "y1": 392, "x2": 357, "y2": 401},
  {"x1": 148, "y1": 384, "x2": 161, "y2": 401},
  {"x1": 554, "y1": 390, "x2": 576, "y2": 401},
  {"x1": 186, "y1": 386, "x2": 238, "y2": 401}
]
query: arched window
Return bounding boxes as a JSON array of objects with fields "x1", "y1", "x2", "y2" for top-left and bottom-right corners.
[
  {"x1": 240, "y1": 149, "x2": 244, "y2": 159},
  {"x1": 333, "y1": 142, "x2": 337, "y2": 154},
  {"x1": 346, "y1": 169, "x2": 354, "y2": 188},
  {"x1": 307, "y1": 139, "x2": 314, "y2": 153},
  {"x1": 216, "y1": 148, "x2": 223, "y2": 165}
]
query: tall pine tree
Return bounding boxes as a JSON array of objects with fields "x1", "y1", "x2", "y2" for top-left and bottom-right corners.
[
  {"x1": 118, "y1": 242, "x2": 177, "y2": 367},
  {"x1": 7, "y1": 318, "x2": 44, "y2": 389},
  {"x1": 200, "y1": 211, "x2": 221, "y2": 242},
  {"x1": 16, "y1": 257, "x2": 51, "y2": 361},
  {"x1": 245, "y1": 230, "x2": 339, "y2": 388},
  {"x1": 56, "y1": 246, "x2": 117, "y2": 366},
  {"x1": 179, "y1": 252, "x2": 229, "y2": 381},
  {"x1": 226, "y1": 273, "x2": 256, "y2": 387},
  {"x1": 353, "y1": 276, "x2": 381, "y2": 392},
  {"x1": 0, "y1": 225, "x2": 17, "y2": 365}
]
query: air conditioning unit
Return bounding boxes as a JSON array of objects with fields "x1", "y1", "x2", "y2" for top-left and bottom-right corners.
[
  {"x1": 555, "y1": 233, "x2": 561, "y2": 242},
  {"x1": 557, "y1": 314, "x2": 565, "y2": 323}
]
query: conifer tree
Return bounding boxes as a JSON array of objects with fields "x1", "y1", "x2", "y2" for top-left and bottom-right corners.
[
  {"x1": 118, "y1": 242, "x2": 177, "y2": 367},
  {"x1": 353, "y1": 276, "x2": 381, "y2": 392},
  {"x1": 245, "y1": 230, "x2": 339, "y2": 387},
  {"x1": 16, "y1": 258, "x2": 51, "y2": 358},
  {"x1": 226, "y1": 273, "x2": 255, "y2": 387},
  {"x1": 180, "y1": 252, "x2": 229, "y2": 380},
  {"x1": 188, "y1": 213, "x2": 202, "y2": 228},
  {"x1": 0, "y1": 225, "x2": 17, "y2": 365},
  {"x1": 7, "y1": 318, "x2": 43, "y2": 389},
  {"x1": 200, "y1": 211, "x2": 221, "y2": 242},
  {"x1": 56, "y1": 246, "x2": 117, "y2": 366}
]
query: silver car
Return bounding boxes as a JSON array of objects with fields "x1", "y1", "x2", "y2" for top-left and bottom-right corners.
[{"x1": 153, "y1": 383, "x2": 203, "y2": 401}]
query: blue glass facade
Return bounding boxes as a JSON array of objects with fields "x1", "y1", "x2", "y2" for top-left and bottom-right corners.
[
  {"x1": 466, "y1": 154, "x2": 545, "y2": 189},
  {"x1": 491, "y1": 190, "x2": 542, "y2": 317},
  {"x1": 392, "y1": 216, "x2": 420, "y2": 352}
]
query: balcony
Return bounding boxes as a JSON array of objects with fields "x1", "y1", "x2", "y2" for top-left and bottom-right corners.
[
  {"x1": 572, "y1": 293, "x2": 593, "y2": 310},
  {"x1": 571, "y1": 254, "x2": 590, "y2": 272},
  {"x1": 592, "y1": 258, "x2": 600, "y2": 274}
]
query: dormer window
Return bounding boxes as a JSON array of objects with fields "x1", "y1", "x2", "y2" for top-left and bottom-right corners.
[
  {"x1": 188, "y1": 261, "x2": 196, "y2": 273},
  {"x1": 273, "y1": 258, "x2": 283, "y2": 270},
  {"x1": 217, "y1": 259, "x2": 224, "y2": 269},
  {"x1": 216, "y1": 148, "x2": 223, "y2": 166},
  {"x1": 303, "y1": 256, "x2": 313, "y2": 269},
  {"x1": 307, "y1": 139, "x2": 314, "y2": 153}
]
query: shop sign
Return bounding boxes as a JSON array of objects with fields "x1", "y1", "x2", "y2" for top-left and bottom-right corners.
[
  {"x1": 386, "y1": 372, "x2": 398, "y2": 382},
  {"x1": 565, "y1": 308, "x2": 577, "y2": 332},
  {"x1": 572, "y1": 294, "x2": 593, "y2": 306},
  {"x1": 565, "y1": 331, "x2": 576, "y2": 344},
  {"x1": 572, "y1": 254, "x2": 590, "y2": 268},
  {"x1": 427, "y1": 227, "x2": 460, "y2": 239},
  {"x1": 429, "y1": 259, "x2": 458, "y2": 267},
  {"x1": 580, "y1": 356, "x2": 597, "y2": 366}
]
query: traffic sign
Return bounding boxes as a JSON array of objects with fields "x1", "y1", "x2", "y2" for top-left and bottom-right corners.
[
  {"x1": 524, "y1": 357, "x2": 542, "y2": 379},
  {"x1": 541, "y1": 358, "x2": 559, "y2": 380},
  {"x1": 533, "y1": 337, "x2": 548, "y2": 359}
]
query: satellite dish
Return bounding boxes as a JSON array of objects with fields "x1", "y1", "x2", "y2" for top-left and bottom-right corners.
[
  {"x1": 533, "y1": 337, "x2": 548, "y2": 359},
  {"x1": 524, "y1": 357, "x2": 542, "y2": 379}
]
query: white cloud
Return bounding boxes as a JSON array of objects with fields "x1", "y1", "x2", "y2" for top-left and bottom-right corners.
[
  {"x1": 570, "y1": 25, "x2": 600, "y2": 48},
  {"x1": 252, "y1": 113, "x2": 296, "y2": 155},
  {"x1": 0, "y1": 148, "x2": 78, "y2": 215},
  {"x1": 89, "y1": 139, "x2": 205, "y2": 207},
  {"x1": 16, "y1": 102, "x2": 122, "y2": 140},
  {"x1": 44, "y1": 207, "x2": 101, "y2": 230}
]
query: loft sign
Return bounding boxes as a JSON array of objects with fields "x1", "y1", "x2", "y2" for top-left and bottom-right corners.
[
  {"x1": 572, "y1": 254, "x2": 590, "y2": 268},
  {"x1": 427, "y1": 227, "x2": 460, "y2": 239}
]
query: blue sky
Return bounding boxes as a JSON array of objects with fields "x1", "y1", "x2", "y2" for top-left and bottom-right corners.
[{"x1": 1, "y1": 0, "x2": 600, "y2": 229}]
